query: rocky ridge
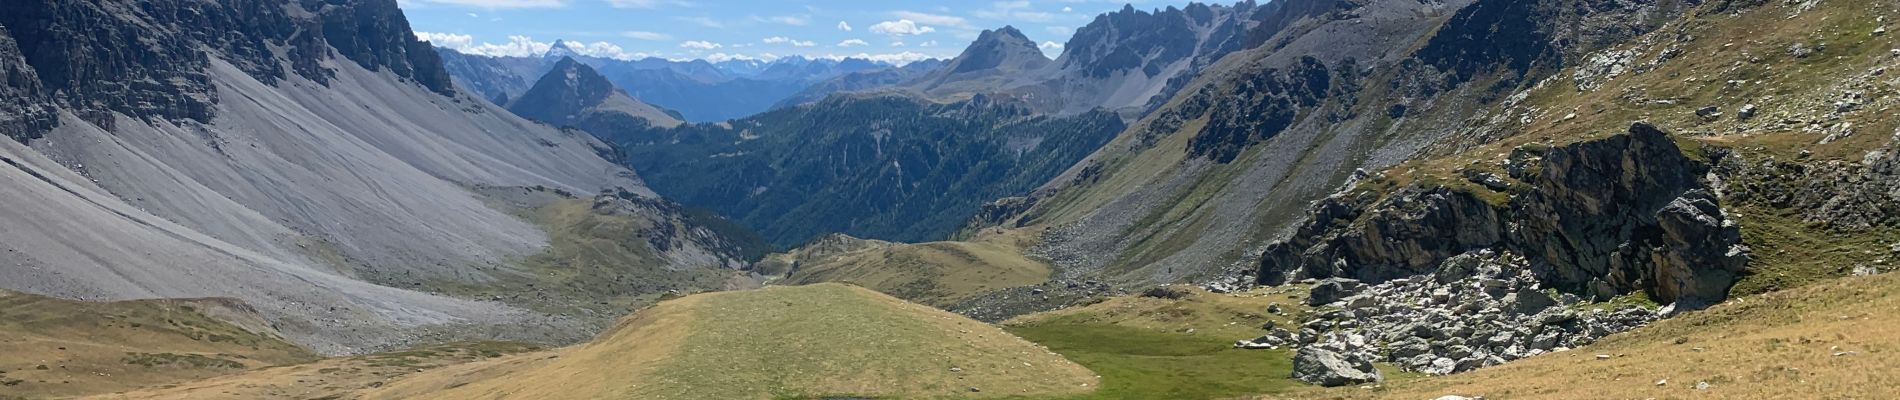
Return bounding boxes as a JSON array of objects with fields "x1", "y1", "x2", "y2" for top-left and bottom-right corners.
[
  {"x1": 1259, "y1": 123, "x2": 1750, "y2": 309},
  {"x1": 0, "y1": 0, "x2": 449, "y2": 139}
]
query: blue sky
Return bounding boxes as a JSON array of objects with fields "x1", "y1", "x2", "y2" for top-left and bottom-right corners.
[{"x1": 400, "y1": 0, "x2": 1173, "y2": 64}]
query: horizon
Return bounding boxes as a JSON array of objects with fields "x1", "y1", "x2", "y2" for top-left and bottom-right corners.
[{"x1": 399, "y1": 0, "x2": 1215, "y2": 65}]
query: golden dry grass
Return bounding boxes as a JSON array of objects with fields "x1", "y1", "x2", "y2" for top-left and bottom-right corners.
[
  {"x1": 90, "y1": 342, "x2": 541, "y2": 400},
  {"x1": 1271, "y1": 273, "x2": 1900, "y2": 400},
  {"x1": 369, "y1": 283, "x2": 1098, "y2": 400},
  {"x1": 779, "y1": 229, "x2": 1055, "y2": 307},
  {"x1": 0, "y1": 292, "x2": 315, "y2": 399}
]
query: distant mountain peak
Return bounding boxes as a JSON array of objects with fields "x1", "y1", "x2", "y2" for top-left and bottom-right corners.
[
  {"x1": 511, "y1": 55, "x2": 683, "y2": 129},
  {"x1": 544, "y1": 39, "x2": 581, "y2": 59},
  {"x1": 976, "y1": 25, "x2": 1034, "y2": 46},
  {"x1": 944, "y1": 25, "x2": 1050, "y2": 75}
]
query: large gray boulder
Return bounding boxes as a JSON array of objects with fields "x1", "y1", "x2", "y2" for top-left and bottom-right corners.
[
  {"x1": 1292, "y1": 347, "x2": 1383, "y2": 387},
  {"x1": 1307, "y1": 278, "x2": 1364, "y2": 306}
]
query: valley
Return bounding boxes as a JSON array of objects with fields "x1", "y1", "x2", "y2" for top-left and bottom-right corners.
[{"x1": 2, "y1": 0, "x2": 1898, "y2": 399}]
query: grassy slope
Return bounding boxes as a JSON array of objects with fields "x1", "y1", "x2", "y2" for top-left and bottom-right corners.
[
  {"x1": 0, "y1": 292, "x2": 316, "y2": 399},
  {"x1": 92, "y1": 342, "x2": 541, "y2": 400},
  {"x1": 440, "y1": 196, "x2": 745, "y2": 317},
  {"x1": 1281, "y1": 273, "x2": 1900, "y2": 400},
  {"x1": 779, "y1": 228, "x2": 1054, "y2": 307},
  {"x1": 1001, "y1": 286, "x2": 1318, "y2": 400},
  {"x1": 369, "y1": 283, "x2": 1097, "y2": 399}
]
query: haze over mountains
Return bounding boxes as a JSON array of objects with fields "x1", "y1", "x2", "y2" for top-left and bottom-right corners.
[
  {"x1": 3, "y1": 0, "x2": 1899, "y2": 398},
  {"x1": 437, "y1": 41, "x2": 930, "y2": 122}
]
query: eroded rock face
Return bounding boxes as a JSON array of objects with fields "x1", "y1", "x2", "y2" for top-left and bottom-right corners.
[
  {"x1": 1260, "y1": 123, "x2": 1750, "y2": 308},
  {"x1": 0, "y1": 0, "x2": 451, "y2": 139},
  {"x1": 0, "y1": 23, "x2": 54, "y2": 142},
  {"x1": 1718, "y1": 138, "x2": 1900, "y2": 230}
]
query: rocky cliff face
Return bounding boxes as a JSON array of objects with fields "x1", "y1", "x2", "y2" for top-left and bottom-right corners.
[
  {"x1": 1259, "y1": 123, "x2": 1749, "y2": 308},
  {"x1": 0, "y1": 23, "x2": 53, "y2": 142},
  {"x1": 1049, "y1": 1, "x2": 1265, "y2": 114},
  {"x1": 1718, "y1": 140, "x2": 1900, "y2": 230},
  {"x1": 0, "y1": 0, "x2": 450, "y2": 137}
]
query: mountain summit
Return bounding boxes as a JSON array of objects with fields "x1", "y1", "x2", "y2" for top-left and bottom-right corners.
[
  {"x1": 543, "y1": 39, "x2": 582, "y2": 60},
  {"x1": 946, "y1": 26, "x2": 1050, "y2": 75},
  {"x1": 906, "y1": 26, "x2": 1050, "y2": 95},
  {"x1": 509, "y1": 57, "x2": 684, "y2": 129}
]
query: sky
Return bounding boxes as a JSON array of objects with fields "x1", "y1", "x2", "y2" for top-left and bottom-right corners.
[{"x1": 400, "y1": 0, "x2": 1175, "y2": 65}]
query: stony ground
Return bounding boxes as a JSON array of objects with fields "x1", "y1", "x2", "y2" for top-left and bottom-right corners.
[{"x1": 1275, "y1": 272, "x2": 1900, "y2": 399}]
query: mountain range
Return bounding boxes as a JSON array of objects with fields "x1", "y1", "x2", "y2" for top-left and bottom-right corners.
[
  {"x1": 435, "y1": 42, "x2": 931, "y2": 122},
  {"x1": 3, "y1": 0, "x2": 1898, "y2": 398}
]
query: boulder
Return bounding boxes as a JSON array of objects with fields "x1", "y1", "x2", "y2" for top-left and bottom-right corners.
[
  {"x1": 1308, "y1": 278, "x2": 1364, "y2": 306},
  {"x1": 1292, "y1": 347, "x2": 1383, "y2": 387},
  {"x1": 1508, "y1": 287, "x2": 1558, "y2": 315}
]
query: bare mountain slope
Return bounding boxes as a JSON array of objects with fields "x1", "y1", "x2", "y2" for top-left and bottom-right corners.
[
  {"x1": 986, "y1": 0, "x2": 1699, "y2": 288},
  {"x1": 0, "y1": 0, "x2": 740, "y2": 354}
]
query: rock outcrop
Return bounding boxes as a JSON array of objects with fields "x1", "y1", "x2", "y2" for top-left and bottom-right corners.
[
  {"x1": 1718, "y1": 138, "x2": 1900, "y2": 230},
  {"x1": 1260, "y1": 123, "x2": 1750, "y2": 308},
  {"x1": 0, "y1": 23, "x2": 54, "y2": 142},
  {"x1": 0, "y1": 0, "x2": 450, "y2": 136}
]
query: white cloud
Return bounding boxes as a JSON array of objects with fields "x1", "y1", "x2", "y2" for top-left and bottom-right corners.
[
  {"x1": 837, "y1": 21, "x2": 853, "y2": 31},
  {"x1": 414, "y1": 31, "x2": 475, "y2": 49},
  {"x1": 1062, "y1": 6, "x2": 1072, "y2": 12},
  {"x1": 869, "y1": 19, "x2": 935, "y2": 36},
  {"x1": 419, "y1": 33, "x2": 654, "y2": 60},
  {"x1": 679, "y1": 40, "x2": 724, "y2": 50},
  {"x1": 892, "y1": 11, "x2": 969, "y2": 28},
  {"x1": 405, "y1": 0, "x2": 565, "y2": 8},
  {"x1": 622, "y1": 31, "x2": 672, "y2": 41},
  {"x1": 891, "y1": 41, "x2": 906, "y2": 47},
  {"x1": 763, "y1": 36, "x2": 816, "y2": 47},
  {"x1": 1039, "y1": 41, "x2": 1063, "y2": 50},
  {"x1": 918, "y1": 40, "x2": 939, "y2": 47},
  {"x1": 606, "y1": 0, "x2": 692, "y2": 8},
  {"x1": 836, "y1": 39, "x2": 869, "y2": 47}
]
